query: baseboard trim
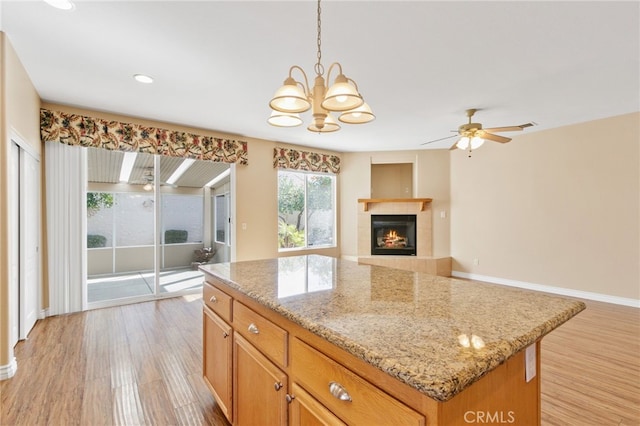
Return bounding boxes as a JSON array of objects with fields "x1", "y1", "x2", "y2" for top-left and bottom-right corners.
[
  {"x1": 0, "y1": 357, "x2": 17, "y2": 380},
  {"x1": 451, "y1": 271, "x2": 640, "y2": 308},
  {"x1": 342, "y1": 255, "x2": 359, "y2": 262}
]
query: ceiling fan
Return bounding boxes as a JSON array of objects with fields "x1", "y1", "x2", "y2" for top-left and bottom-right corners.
[{"x1": 422, "y1": 109, "x2": 536, "y2": 156}]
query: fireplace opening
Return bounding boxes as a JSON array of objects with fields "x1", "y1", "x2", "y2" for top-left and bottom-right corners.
[{"x1": 371, "y1": 214, "x2": 417, "y2": 256}]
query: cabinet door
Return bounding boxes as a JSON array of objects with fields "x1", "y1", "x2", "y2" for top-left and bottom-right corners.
[
  {"x1": 234, "y1": 333, "x2": 288, "y2": 426},
  {"x1": 290, "y1": 383, "x2": 346, "y2": 426},
  {"x1": 203, "y1": 307, "x2": 233, "y2": 422}
]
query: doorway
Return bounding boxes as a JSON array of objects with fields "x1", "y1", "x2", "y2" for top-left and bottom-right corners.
[{"x1": 85, "y1": 148, "x2": 231, "y2": 307}]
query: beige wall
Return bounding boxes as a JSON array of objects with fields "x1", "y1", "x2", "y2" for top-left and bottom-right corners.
[
  {"x1": 340, "y1": 150, "x2": 451, "y2": 259},
  {"x1": 371, "y1": 163, "x2": 413, "y2": 198},
  {"x1": 450, "y1": 112, "x2": 639, "y2": 300},
  {"x1": 0, "y1": 32, "x2": 41, "y2": 373}
]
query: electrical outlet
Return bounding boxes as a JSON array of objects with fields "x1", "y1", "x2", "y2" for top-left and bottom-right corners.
[{"x1": 473, "y1": 258, "x2": 479, "y2": 266}]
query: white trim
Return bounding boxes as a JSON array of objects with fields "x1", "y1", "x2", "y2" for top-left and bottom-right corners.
[
  {"x1": 452, "y1": 271, "x2": 640, "y2": 308},
  {"x1": 10, "y1": 129, "x2": 40, "y2": 161},
  {"x1": 0, "y1": 358, "x2": 18, "y2": 380}
]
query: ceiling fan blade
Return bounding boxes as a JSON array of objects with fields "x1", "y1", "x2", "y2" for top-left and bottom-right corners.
[
  {"x1": 478, "y1": 131, "x2": 511, "y2": 143},
  {"x1": 483, "y1": 123, "x2": 536, "y2": 133},
  {"x1": 421, "y1": 134, "x2": 459, "y2": 145}
]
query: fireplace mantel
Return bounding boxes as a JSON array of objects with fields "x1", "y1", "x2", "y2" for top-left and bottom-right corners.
[{"x1": 357, "y1": 198, "x2": 432, "y2": 212}]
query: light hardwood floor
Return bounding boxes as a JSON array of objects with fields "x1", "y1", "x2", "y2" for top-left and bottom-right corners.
[
  {"x1": 540, "y1": 299, "x2": 639, "y2": 425},
  {"x1": 1, "y1": 295, "x2": 638, "y2": 425}
]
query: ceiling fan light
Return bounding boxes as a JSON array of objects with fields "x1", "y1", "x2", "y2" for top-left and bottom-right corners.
[
  {"x1": 456, "y1": 137, "x2": 470, "y2": 150},
  {"x1": 321, "y1": 74, "x2": 363, "y2": 112},
  {"x1": 338, "y1": 102, "x2": 375, "y2": 124},
  {"x1": 470, "y1": 136, "x2": 485, "y2": 149},
  {"x1": 308, "y1": 113, "x2": 341, "y2": 133},
  {"x1": 143, "y1": 182, "x2": 154, "y2": 191},
  {"x1": 269, "y1": 77, "x2": 311, "y2": 113},
  {"x1": 268, "y1": 111, "x2": 303, "y2": 127}
]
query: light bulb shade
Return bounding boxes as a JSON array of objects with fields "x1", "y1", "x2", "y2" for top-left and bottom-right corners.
[
  {"x1": 269, "y1": 77, "x2": 311, "y2": 113},
  {"x1": 470, "y1": 136, "x2": 485, "y2": 149},
  {"x1": 308, "y1": 113, "x2": 341, "y2": 133},
  {"x1": 338, "y1": 102, "x2": 375, "y2": 124},
  {"x1": 267, "y1": 111, "x2": 303, "y2": 127},
  {"x1": 321, "y1": 74, "x2": 364, "y2": 112},
  {"x1": 143, "y1": 182, "x2": 153, "y2": 191},
  {"x1": 456, "y1": 136, "x2": 470, "y2": 150}
]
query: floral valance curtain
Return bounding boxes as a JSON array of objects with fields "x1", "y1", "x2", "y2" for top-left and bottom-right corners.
[
  {"x1": 40, "y1": 108, "x2": 248, "y2": 165},
  {"x1": 273, "y1": 147, "x2": 340, "y2": 174}
]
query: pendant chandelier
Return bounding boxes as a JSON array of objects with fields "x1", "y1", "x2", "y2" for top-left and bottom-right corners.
[{"x1": 267, "y1": 0, "x2": 374, "y2": 133}]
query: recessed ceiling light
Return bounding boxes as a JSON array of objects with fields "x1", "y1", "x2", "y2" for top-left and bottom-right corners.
[
  {"x1": 133, "y1": 74, "x2": 154, "y2": 84},
  {"x1": 43, "y1": 0, "x2": 75, "y2": 10}
]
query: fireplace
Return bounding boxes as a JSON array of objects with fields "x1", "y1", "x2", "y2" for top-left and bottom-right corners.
[{"x1": 371, "y1": 214, "x2": 417, "y2": 256}]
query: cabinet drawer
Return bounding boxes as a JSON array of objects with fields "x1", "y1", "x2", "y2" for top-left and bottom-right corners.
[
  {"x1": 203, "y1": 282, "x2": 232, "y2": 322},
  {"x1": 233, "y1": 301, "x2": 288, "y2": 368},
  {"x1": 291, "y1": 338, "x2": 425, "y2": 426}
]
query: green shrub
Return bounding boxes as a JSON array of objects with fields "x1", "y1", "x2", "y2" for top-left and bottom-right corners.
[
  {"x1": 278, "y1": 221, "x2": 305, "y2": 249},
  {"x1": 165, "y1": 229, "x2": 188, "y2": 244},
  {"x1": 87, "y1": 234, "x2": 107, "y2": 248}
]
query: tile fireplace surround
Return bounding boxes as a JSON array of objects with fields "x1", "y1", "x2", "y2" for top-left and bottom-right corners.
[{"x1": 357, "y1": 198, "x2": 452, "y2": 277}]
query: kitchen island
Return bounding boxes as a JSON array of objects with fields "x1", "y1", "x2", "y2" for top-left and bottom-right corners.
[{"x1": 200, "y1": 255, "x2": 585, "y2": 425}]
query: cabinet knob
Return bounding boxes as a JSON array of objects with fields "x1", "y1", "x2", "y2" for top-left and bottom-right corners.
[
  {"x1": 209, "y1": 295, "x2": 217, "y2": 303},
  {"x1": 248, "y1": 323, "x2": 260, "y2": 334},
  {"x1": 285, "y1": 394, "x2": 295, "y2": 404},
  {"x1": 222, "y1": 331, "x2": 229, "y2": 338},
  {"x1": 329, "y1": 382, "x2": 352, "y2": 402},
  {"x1": 274, "y1": 382, "x2": 283, "y2": 391}
]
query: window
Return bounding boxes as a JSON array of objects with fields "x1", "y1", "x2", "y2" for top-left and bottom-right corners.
[
  {"x1": 278, "y1": 170, "x2": 335, "y2": 250},
  {"x1": 161, "y1": 194, "x2": 204, "y2": 244},
  {"x1": 214, "y1": 193, "x2": 229, "y2": 245}
]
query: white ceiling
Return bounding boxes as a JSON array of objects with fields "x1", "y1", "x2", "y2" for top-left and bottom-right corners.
[{"x1": 2, "y1": 1, "x2": 638, "y2": 153}]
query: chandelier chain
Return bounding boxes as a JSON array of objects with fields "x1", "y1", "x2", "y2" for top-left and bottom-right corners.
[{"x1": 314, "y1": 0, "x2": 324, "y2": 76}]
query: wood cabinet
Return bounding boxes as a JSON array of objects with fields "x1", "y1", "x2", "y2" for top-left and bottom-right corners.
[
  {"x1": 289, "y1": 383, "x2": 346, "y2": 426},
  {"x1": 203, "y1": 306, "x2": 233, "y2": 421},
  {"x1": 234, "y1": 333, "x2": 288, "y2": 426},
  {"x1": 202, "y1": 274, "x2": 541, "y2": 425},
  {"x1": 202, "y1": 280, "x2": 422, "y2": 426}
]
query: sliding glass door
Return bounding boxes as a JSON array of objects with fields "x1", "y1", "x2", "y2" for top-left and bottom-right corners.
[{"x1": 86, "y1": 148, "x2": 230, "y2": 307}]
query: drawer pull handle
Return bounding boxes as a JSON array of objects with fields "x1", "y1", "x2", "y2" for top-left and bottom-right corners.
[
  {"x1": 248, "y1": 323, "x2": 260, "y2": 334},
  {"x1": 209, "y1": 295, "x2": 217, "y2": 303},
  {"x1": 329, "y1": 382, "x2": 352, "y2": 402},
  {"x1": 274, "y1": 382, "x2": 283, "y2": 391}
]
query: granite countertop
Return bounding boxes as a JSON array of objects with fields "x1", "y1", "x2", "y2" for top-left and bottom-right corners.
[{"x1": 200, "y1": 255, "x2": 585, "y2": 402}]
